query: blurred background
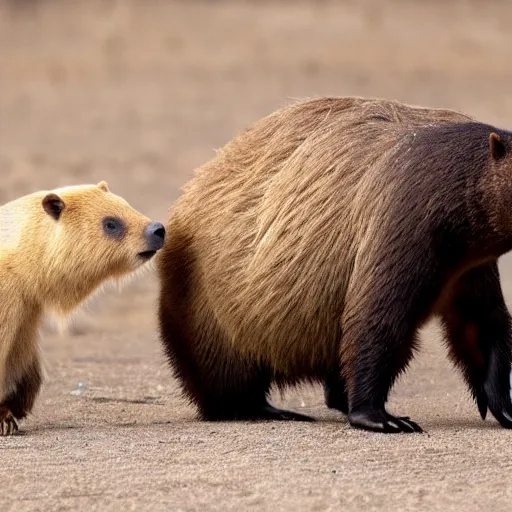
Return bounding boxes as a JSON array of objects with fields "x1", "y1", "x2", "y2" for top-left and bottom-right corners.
[{"x1": 3, "y1": 1, "x2": 512, "y2": 510}]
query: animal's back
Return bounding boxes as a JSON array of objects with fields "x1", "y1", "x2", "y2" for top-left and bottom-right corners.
[{"x1": 164, "y1": 97, "x2": 471, "y2": 375}]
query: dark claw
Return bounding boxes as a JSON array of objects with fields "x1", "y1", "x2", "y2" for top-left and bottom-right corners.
[
  {"x1": 476, "y1": 392, "x2": 488, "y2": 420},
  {"x1": 349, "y1": 409, "x2": 423, "y2": 434},
  {"x1": 396, "y1": 417, "x2": 424, "y2": 433},
  {"x1": 349, "y1": 412, "x2": 400, "y2": 433}
]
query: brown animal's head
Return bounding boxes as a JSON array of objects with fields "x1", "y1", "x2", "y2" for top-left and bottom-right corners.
[
  {"x1": 480, "y1": 131, "x2": 512, "y2": 241},
  {"x1": 1, "y1": 181, "x2": 165, "y2": 313},
  {"x1": 410, "y1": 122, "x2": 512, "y2": 254}
]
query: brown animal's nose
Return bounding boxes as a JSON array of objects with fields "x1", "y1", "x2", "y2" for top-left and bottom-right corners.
[{"x1": 144, "y1": 222, "x2": 166, "y2": 251}]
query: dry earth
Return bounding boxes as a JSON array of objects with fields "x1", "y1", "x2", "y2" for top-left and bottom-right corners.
[{"x1": 2, "y1": 1, "x2": 512, "y2": 510}]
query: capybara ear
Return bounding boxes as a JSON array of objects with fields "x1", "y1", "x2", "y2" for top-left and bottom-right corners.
[
  {"x1": 97, "y1": 181, "x2": 110, "y2": 192},
  {"x1": 490, "y1": 132, "x2": 506, "y2": 161},
  {"x1": 42, "y1": 193, "x2": 65, "y2": 220}
]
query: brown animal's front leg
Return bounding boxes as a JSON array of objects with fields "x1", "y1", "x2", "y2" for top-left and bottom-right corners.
[
  {"x1": 343, "y1": 317, "x2": 423, "y2": 433},
  {"x1": 340, "y1": 247, "x2": 439, "y2": 434},
  {"x1": 1, "y1": 357, "x2": 42, "y2": 435},
  {"x1": 441, "y1": 262, "x2": 512, "y2": 428}
]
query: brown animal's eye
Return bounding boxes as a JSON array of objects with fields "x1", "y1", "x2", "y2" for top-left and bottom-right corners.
[{"x1": 102, "y1": 217, "x2": 126, "y2": 239}]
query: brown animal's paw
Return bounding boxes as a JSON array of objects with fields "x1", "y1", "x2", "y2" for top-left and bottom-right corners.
[
  {"x1": 0, "y1": 407, "x2": 18, "y2": 436},
  {"x1": 349, "y1": 408, "x2": 423, "y2": 434}
]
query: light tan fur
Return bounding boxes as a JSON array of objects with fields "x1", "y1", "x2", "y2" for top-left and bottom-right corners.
[{"x1": 0, "y1": 181, "x2": 160, "y2": 434}]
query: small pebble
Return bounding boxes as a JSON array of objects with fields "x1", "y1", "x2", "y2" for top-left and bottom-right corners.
[{"x1": 70, "y1": 381, "x2": 87, "y2": 396}]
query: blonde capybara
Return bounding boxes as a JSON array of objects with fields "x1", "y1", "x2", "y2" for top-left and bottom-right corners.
[
  {"x1": 158, "y1": 97, "x2": 512, "y2": 433},
  {"x1": 0, "y1": 181, "x2": 165, "y2": 435}
]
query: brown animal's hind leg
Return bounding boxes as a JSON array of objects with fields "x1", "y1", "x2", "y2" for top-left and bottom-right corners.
[
  {"x1": 158, "y1": 236, "x2": 312, "y2": 423},
  {"x1": 1, "y1": 357, "x2": 42, "y2": 436},
  {"x1": 324, "y1": 369, "x2": 349, "y2": 415},
  {"x1": 441, "y1": 263, "x2": 512, "y2": 428},
  {"x1": 160, "y1": 308, "x2": 313, "y2": 422}
]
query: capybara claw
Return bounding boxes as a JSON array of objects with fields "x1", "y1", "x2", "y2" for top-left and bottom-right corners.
[
  {"x1": 349, "y1": 408, "x2": 423, "y2": 434},
  {"x1": 476, "y1": 392, "x2": 488, "y2": 420}
]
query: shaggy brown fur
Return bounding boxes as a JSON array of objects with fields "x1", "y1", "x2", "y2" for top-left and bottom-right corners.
[
  {"x1": 0, "y1": 182, "x2": 166, "y2": 435},
  {"x1": 158, "y1": 97, "x2": 512, "y2": 433}
]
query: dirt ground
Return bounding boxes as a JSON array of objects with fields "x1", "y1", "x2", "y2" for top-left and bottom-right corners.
[{"x1": 3, "y1": 0, "x2": 512, "y2": 510}]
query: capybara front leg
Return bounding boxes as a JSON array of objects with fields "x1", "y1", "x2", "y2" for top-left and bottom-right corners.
[
  {"x1": 442, "y1": 263, "x2": 512, "y2": 428},
  {"x1": 339, "y1": 244, "x2": 439, "y2": 433},
  {"x1": 1, "y1": 357, "x2": 42, "y2": 433},
  {"x1": 344, "y1": 322, "x2": 423, "y2": 434},
  {"x1": 341, "y1": 284, "x2": 425, "y2": 433}
]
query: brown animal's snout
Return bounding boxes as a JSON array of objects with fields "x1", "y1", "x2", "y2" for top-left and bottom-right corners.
[{"x1": 143, "y1": 222, "x2": 166, "y2": 253}]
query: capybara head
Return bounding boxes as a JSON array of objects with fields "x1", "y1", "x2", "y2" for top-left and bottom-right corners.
[
  {"x1": 480, "y1": 131, "x2": 512, "y2": 236},
  {"x1": 1, "y1": 181, "x2": 165, "y2": 312}
]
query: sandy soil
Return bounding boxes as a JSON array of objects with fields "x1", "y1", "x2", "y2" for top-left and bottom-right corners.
[{"x1": 2, "y1": 1, "x2": 512, "y2": 510}]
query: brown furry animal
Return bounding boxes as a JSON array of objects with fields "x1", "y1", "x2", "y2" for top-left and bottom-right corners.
[
  {"x1": 0, "y1": 181, "x2": 165, "y2": 435},
  {"x1": 158, "y1": 97, "x2": 512, "y2": 433}
]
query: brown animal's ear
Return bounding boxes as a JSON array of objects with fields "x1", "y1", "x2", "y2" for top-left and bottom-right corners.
[
  {"x1": 42, "y1": 193, "x2": 65, "y2": 220},
  {"x1": 97, "y1": 181, "x2": 110, "y2": 192},
  {"x1": 490, "y1": 132, "x2": 506, "y2": 160}
]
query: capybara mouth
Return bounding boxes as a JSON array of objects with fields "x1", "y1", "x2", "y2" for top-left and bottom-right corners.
[{"x1": 138, "y1": 250, "x2": 157, "y2": 261}]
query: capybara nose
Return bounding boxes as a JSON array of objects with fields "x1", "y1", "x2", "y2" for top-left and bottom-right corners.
[{"x1": 144, "y1": 222, "x2": 166, "y2": 251}]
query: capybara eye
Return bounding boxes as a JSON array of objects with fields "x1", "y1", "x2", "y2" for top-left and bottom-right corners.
[{"x1": 102, "y1": 216, "x2": 126, "y2": 239}]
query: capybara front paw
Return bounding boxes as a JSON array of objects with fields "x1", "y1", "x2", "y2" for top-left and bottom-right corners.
[
  {"x1": 0, "y1": 406, "x2": 18, "y2": 436},
  {"x1": 348, "y1": 407, "x2": 423, "y2": 434}
]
